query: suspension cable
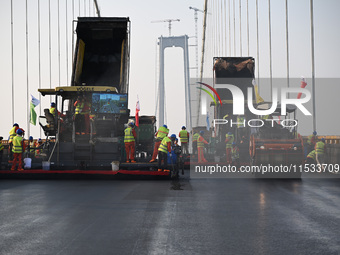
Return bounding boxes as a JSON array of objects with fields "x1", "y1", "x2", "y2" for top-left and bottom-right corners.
[{"x1": 11, "y1": 0, "x2": 14, "y2": 124}]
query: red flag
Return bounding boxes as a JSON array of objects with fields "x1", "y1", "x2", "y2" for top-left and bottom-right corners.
[
  {"x1": 297, "y1": 77, "x2": 307, "y2": 99},
  {"x1": 135, "y1": 96, "x2": 140, "y2": 127}
]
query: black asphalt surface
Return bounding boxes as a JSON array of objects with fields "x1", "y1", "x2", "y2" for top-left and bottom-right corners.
[{"x1": 1, "y1": 172, "x2": 340, "y2": 255}]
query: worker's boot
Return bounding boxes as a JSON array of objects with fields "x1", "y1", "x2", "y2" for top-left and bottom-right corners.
[
  {"x1": 130, "y1": 160, "x2": 136, "y2": 163},
  {"x1": 164, "y1": 169, "x2": 170, "y2": 172},
  {"x1": 126, "y1": 160, "x2": 130, "y2": 163},
  {"x1": 149, "y1": 159, "x2": 156, "y2": 163},
  {"x1": 18, "y1": 168, "x2": 24, "y2": 171},
  {"x1": 158, "y1": 169, "x2": 163, "y2": 172}
]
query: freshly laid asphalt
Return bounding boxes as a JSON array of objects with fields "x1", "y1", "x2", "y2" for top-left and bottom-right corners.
[{"x1": 1, "y1": 172, "x2": 340, "y2": 255}]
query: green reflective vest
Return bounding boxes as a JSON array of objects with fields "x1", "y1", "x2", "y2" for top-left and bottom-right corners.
[
  {"x1": 179, "y1": 130, "x2": 189, "y2": 143},
  {"x1": 0, "y1": 141, "x2": 4, "y2": 151},
  {"x1": 232, "y1": 147, "x2": 239, "y2": 159},
  {"x1": 124, "y1": 127, "x2": 135, "y2": 143},
  {"x1": 159, "y1": 137, "x2": 171, "y2": 153},
  {"x1": 9, "y1": 127, "x2": 17, "y2": 143},
  {"x1": 237, "y1": 116, "x2": 245, "y2": 128},
  {"x1": 307, "y1": 150, "x2": 316, "y2": 160},
  {"x1": 75, "y1": 101, "x2": 84, "y2": 114},
  {"x1": 315, "y1": 142, "x2": 325, "y2": 155},
  {"x1": 156, "y1": 126, "x2": 169, "y2": 140},
  {"x1": 193, "y1": 133, "x2": 200, "y2": 142},
  {"x1": 12, "y1": 136, "x2": 23, "y2": 154},
  {"x1": 226, "y1": 134, "x2": 234, "y2": 148},
  {"x1": 50, "y1": 107, "x2": 56, "y2": 117},
  {"x1": 307, "y1": 135, "x2": 314, "y2": 145}
]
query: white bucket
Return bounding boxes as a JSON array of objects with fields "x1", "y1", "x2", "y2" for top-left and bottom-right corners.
[
  {"x1": 24, "y1": 158, "x2": 32, "y2": 169},
  {"x1": 111, "y1": 161, "x2": 120, "y2": 171},
  {"x1": 42, "y1": 161, "x2": 50, "y2": 170}
]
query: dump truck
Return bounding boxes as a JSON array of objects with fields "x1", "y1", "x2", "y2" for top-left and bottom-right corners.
[{"x1": 211, "y1": 57, "x2": 303, "y2": 178}]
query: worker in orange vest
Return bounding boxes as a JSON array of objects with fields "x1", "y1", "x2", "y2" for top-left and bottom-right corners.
[
  {"x1": 197, "y1": 131, "x2": 209, "y2": 163},
  {"x1": 34, "y1": 138, "x2": 43, "y2": 158},
  {"x1": 11, "y1": 129, "x2": 26, "y2": 171},
  {"x1": 150, "y1": 125, "x2": 169, "y2": 162},
  {"x1": 124, "y1": 122, "x2": 137, "y2": 163}
]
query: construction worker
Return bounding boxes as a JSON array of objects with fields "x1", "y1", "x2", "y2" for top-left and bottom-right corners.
[
  {"x1": 26, "y1": 136, "x2": 35, "y2": 158},
  {"x1": 8, "y1": 123, "x2": 19, "y2": 161},
  {"x1": 197, "y1": 131, "x2": 209, "y2": 163},
  {"x1": 150, "y1": 125, "x2": 169, "y2": 162},
  {"x1": 306, "y1": 150, "x2": 316, "y2": 164},
  {"x1": 0, "y1": 136, "x2": 3, "y2": 169},
  {"x1": 315, "y1": 138, "x2": 326, "y2": 168},
  {"x1": 192, "y1": 131, "x2": 200, "y2": 155},
  {"x1": 305, "y1": 131, "x2": 317, "y2": 157},
  {"x1": 74, "y1": 96, "x2": 85, "y2": 134},
  {"x1": 35, "y1": 138, "x2": 43, "y2": 158},
  {"x1": 237, "y1": 115, "x2": 246, "y2": 142},
  {"x1": 11, "y1": 129, "x2": 25, "y2": 171},
  {"x1": 81, "y1": 96, "x2": 91, "y2": 134},
  {"x1": 231, "y1": 142, "x2": 240, "y2": 169},
  {"x1": 225, "y1": 132, "x2": 234, "y2": 164},
  {"x1": 50, "y1": 102, "x2": 65, "y2": 118},
  {"x1": 179, "y1": 126, "x2": 189, "y2": 155},
  {"x1": 158, "y1": 135, "x2": 172, "y2": 172},
  {"x1": 124, "y1": 122, "x2": 137, "y2": 163}
]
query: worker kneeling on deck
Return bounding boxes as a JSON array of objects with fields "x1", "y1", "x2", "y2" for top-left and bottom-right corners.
[
  {"x1": 306, "y1": 150, "x2": 316, "y2": 164},
  {"x1": 11, "y1": 129, "x2": 25, "y2": 171},
  {"x1": 315, "y1": 138, "x2": 326, "y2": 168},
  {"x1": 150, "y1": 125, "x2": 169, "y2": 163},
  {"x1": 124, "y1": 122, "x2": 137, "y2": 163},
  {"x1": 197, "y1": 131, "x2": 209, "y2": 163},
  {"x1": 158, "y1": 135, "x2": 172, "y2": 172}
]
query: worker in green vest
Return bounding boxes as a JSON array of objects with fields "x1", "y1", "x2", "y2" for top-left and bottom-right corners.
[
  {"x1": 150, "y1": 125, "x2": 169, "y2": 162},
  {"x1": 0, "y1": 136, "x2": 4, "y2": 169},
  {"x1": 11, "y1": 129, "x2": 25, "y2": 171},
  {"x1": 179, "y1": 126, "x2": 189, "y2": 155},
  {"x1": 158, "y1": 135, "x2": 171, "y2": 171},
  {"x1": 306, "y1": 150, "x2": 316, "y2": 164},
  {"x1": 192, "y1": 131, "x2": 200, "y2": 155},
  {"x1": 305, "y1": 131, "x2": 317, "y2": 157},
  {"x1": 124, "y1": 122, "x2": 137, "y2": 163},
  {"x1": 231, "y1": 142, "x2": 240, "y2": 169},
  {"x1": 8, "y1": 123, "x2": 19, "y2": 161},
  {"x1": 225, "y1": 132, "x2": 234, "y2": 164},
  {"x1": 315, "y1": 138, "x2": 326, "y2": 168},
  {"x1": 74, "y1": 96, "x2": 85, "y2": 135}
]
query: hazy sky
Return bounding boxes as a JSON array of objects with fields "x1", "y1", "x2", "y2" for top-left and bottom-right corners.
[{"x1": 0, "y1": 0, "x2": 339, "y2": 139}]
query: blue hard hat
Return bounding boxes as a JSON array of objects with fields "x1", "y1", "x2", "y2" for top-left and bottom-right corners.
[
  {"x1": 182, "y1": 126, "x2": 186, "y2": 129},
  {"x1": 51, "y1": 102, "x2": 56, "y2": 107},
  {"x1": 163, "y1": 125, "x2": 168, "y2": 129},
  {"x1": 321, "y1": 138, "x2": 325, "y2": 142},
  {"x1": 313, "y1": 131, "x2": 317, "y2": 135},
  {"x1": 38, "y1": 138, "x2": 42, "y2": 142},
  {"x1": 16, "y1": 129, "x2": 23, "y2": 135},
  {"x1": 228, "y1": 132, "x2": 232, "y2": 135},
  {"x1": 232, "y1": 142, "x2": 236, "y2": 145},
  {"x1": 13, "y1": 123, "x2": 19, "y2": 127},
  {"x1": 128, "y1": 122, "x2": 134, "y2": 127},
  {"x1": 200, "y1": 131, "x2": 204, "y2": 135},
  {"x1": 171, "y1": 134, "x2": 176, "y2": 138},
  {"x1": 29, "y1": 136, "x2": 33, "y2": 141}
]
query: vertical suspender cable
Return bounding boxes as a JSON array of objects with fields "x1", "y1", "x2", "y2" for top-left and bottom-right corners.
[
  {"x1": 72, "y1": 0, "x2": 74, "y2": 61},
  {"x1": 84, "y1": 0, "x2": 86, "y2": 16},
  {"x1": 239, "y1": 0, "x2": 242, "y2": 56},
  {"x1": 197, "y1": 0, "x2": 208, "y2": 126},
  {"x1": 49, "y1": 0, "x2": 52, "y2": 103},
  {"x1": 79, "y1": 0, "x2": 80, "y2": 16},
  {"x1": 268, "y1": 0, "x2": 272, "y2": 97},
  {"x1": 11, "y1": 0, "x2": 14, "y2": 124},
  {"x1": 229, "y1": 0, "x2": 231, "y2": 56},
  {"x1": 38, "y1": 0, "x2": 42, "y2": 137},
  {"x1": 247, "y1": 0, "x2": 249, "y2": 56},
  {"x1": 66, "y1": 0, "x2": 69, "y2": 85},
  {"x1": 285, "y1": 0, "x2": 290, "y2": 92},
  {"x1": 220, "y1": 0, "x2": 223, "y2": 56},
  {"x1": 26, "y1": 0, "x2": 30, "y2": 136},
  {"x1": 224, "y1": 0, "x2": 227, "y2": 56},
  {"x1": 233, "y1": 0, "x2": 236, "y2": 56},
  {"x1": 58, "y1": 0, "x2": 61, "y2": 85},
  {"x1": 310, "y1": 0, "x2": 316, "y2": 131},
  {"x1": 256, "y1": 0, "x2": 260, "y2": 90}
]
